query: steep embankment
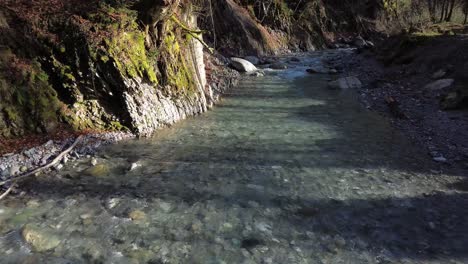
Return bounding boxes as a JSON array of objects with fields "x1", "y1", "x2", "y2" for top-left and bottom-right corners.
[
  {"x1": 202, "y1": 0, "x2": 381, "y2": 55},
  {"x1": 0, "y1": 0, "x2": 237, "y2": 140}
]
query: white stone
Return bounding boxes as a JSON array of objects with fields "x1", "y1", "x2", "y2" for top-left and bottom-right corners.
[
  {"x1": 230, "y1": 58, "x2": 257, "y2": 72},
  {"x1": 129, "y1": 162, "x2": 141, "y2": 171}
]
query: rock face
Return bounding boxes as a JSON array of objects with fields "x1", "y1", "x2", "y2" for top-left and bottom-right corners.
[
  {"x1": 22, "y1": 224, "x2": 61, "y2": 252},
  {"x1": 328, "y1": 77, "x2": 362, "y2": 89},
  {"x1": 230, "y1": 58, "x2": 258, "y2": 72},
  {"x1": 207, "y1": 0, "x2": 282, "y2": 56},
  {"x1": 0, "y1": 3, "x2": 238, "y2": 139}
]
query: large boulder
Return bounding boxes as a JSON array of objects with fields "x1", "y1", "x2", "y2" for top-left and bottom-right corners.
[
  {"x1": 328, "y1": 77, "x2": 362, "y2": 89},
  {"x1": 424, "y1": 79, "x2": 454, "y2": 90},
  {"x1": 230, "y1": 58, "x2": 257, "y2": 72}
]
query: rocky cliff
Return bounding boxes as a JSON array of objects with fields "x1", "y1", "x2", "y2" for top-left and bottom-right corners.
[{"x1": 0, "y1": 0, "x2": 239, "y2": 138}]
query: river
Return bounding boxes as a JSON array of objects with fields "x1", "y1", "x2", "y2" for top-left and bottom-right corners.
[{"x1": 1, "y1": 51, "x2": 467, "y2": 263}]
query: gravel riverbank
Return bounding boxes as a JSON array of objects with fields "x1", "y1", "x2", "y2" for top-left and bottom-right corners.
[{"x1": 0, "y1": 132, "x2": 135, "y2": 190}]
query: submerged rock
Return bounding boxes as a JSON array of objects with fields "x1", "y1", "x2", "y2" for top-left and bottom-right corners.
[
  {"x1": 290, "y1": 57, "x2": 301, "y2": 62},
  {"x1": 128, "y1": 210, "x2": 146, "y2": 221},
  {"x1": 306, "y1": 66, "x2": 337, "y2": 74},
  {"x1": 84, "y1": 164, "x2": 110, "y2": 177},
  {"x1": 230, "y1": 58, "x2": 257, "y2": 72},
  {"x1": 22, "y1": 224, "x2": 61, "y2": 252},
  {"x1": 328, "y1": 77, "x2": 362, "y2": 89},
  {"x1": 270, "y1": 62, "x2": 288, "y2": 70}
]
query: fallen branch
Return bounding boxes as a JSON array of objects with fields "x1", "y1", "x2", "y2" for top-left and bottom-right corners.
[
  {"x1": 0, "y1": 135, "x2": 83, "y2": 200},
  {"x1": 0, "y1": 184, "x2": 15, "y2": 201}
]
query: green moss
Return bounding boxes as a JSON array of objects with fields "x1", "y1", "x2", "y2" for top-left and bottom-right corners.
[
  {"x1": 1, "y1": 58, "x2": 61, "y2": 133},
  {"x1": 4, "y1": 106, "x2": 19, "y2": 122},
  {"x1": 160, "y1": 23, "x2": 197, "y2": 95},
  {"x1": 105, "y1": 31, "x2": 157, "y2": 83},
  {"x1": 51, "y1": 56, "x2": 76, "y2": 83},
  {"x1": 100, "y1": 55, "x2": 109, "y2": 63},
  {"x1": 109, "y1": 121, "x2": 126, "y2": 131},
  {"x1": 88, "y1": 5, "x2": 157, "y2": 84}
]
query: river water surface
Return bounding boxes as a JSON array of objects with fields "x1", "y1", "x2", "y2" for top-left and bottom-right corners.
[{"x1": 1, "y1": 51, "x2": 467, "y2": 263}]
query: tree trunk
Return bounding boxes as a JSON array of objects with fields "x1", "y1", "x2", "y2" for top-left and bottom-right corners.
[
  {"x1": 440, "y1": 0, "x2": 446, "y2": 23},
  {"x1": 464, "y1": 1, "x2": 468, "y2": 24},
  {"x1": 446, "y1": 0, "x2": 455, "y2": 21},
  {"x1": 427, "y1": 0, "x2": 436, "y2": 22}
]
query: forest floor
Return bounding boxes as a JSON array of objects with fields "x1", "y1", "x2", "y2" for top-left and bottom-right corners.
[{"x1": 334, "y1": 33, "x2": 468, "y2": 180}]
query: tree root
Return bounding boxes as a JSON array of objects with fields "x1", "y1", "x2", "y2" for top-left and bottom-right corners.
[{"x1": 170, "y1": 15, "x2": 214, "y2": 54}]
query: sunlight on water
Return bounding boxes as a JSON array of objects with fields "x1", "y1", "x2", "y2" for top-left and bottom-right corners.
[{"x1": 0, "y1": 51, "x2": 466, "y2": 264}]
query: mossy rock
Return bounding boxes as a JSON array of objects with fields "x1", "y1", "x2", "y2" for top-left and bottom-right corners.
[
  {"x1": 21, "y1": 224, "x2": 61, "y2": 252},
  {"x1": 128, "y1": 209, "x2": 146, "y2": 221},
  {"x1": 84, "y1": 164, "x2": 110, "y2": 177},
  {"x1": 125, "y1": 249, "x2": 154, "y2": 264}
]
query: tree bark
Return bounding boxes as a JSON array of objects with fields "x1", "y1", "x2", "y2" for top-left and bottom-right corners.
[{"x1": 440, "y1": 0, "x2": 447, "y2": 23}]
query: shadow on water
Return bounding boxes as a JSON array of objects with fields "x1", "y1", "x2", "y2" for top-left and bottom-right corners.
[
  {"x1": 20, "y1": 171, "x2": 468, "y2": 260},
  {"x1": 5, "y1": 69, "x2": 468, "y2": 262}
]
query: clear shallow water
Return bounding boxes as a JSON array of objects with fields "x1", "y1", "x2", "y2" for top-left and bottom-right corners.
[{"x1": 1, "y1": 51, "x2": 467, "y2": 263}]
